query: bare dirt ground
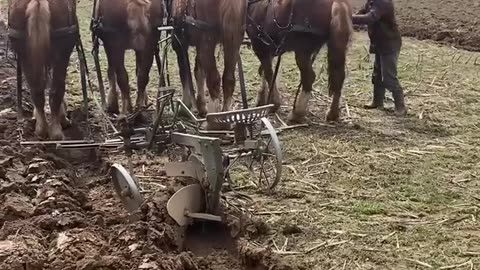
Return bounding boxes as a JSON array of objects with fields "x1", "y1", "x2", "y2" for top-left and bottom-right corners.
[
  {"x1": 1, "y1": 0, "x2": 480, "y2": 269},
  {"x1": 351, "y1": 0, "x2": 480, "y2": 52}
]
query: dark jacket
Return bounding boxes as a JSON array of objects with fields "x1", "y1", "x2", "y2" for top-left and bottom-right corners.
[{"x1": 353, "y1": 0, "x2": 402, "y2": 54}]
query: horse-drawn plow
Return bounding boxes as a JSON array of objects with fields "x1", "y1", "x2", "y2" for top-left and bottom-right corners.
[
  {"x1": 7, "y1": 0, "x2": 309, "y2": 237},
  {"x1": 106, "y1": 86, "x2": 286, "y2": 227}
]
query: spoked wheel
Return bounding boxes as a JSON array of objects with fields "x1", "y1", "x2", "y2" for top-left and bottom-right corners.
[
  {"x1": 227, "y1": 118, "x2": 283, "y2": 190},
  {"x1": 245, "y1": 117, "x2": 282, "y2": 190}
]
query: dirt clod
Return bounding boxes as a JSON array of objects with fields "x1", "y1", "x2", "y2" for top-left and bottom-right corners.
[{"x1": 282, "y1": 224, "x2": 302, "y2": 235}]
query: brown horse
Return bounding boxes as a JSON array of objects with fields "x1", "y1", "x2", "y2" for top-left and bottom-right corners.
[
  {"x1": 8, "y1": 0, "x2": 78, "y2": 140},
  {"x1": 247, "y1": 0, "x2": 352, "y2": 123},
  {"x1": 93, "y1": 0, "x2": 164, "y2": 115},
  {"x1": 170, "y1": 0, "x2": 246, "y2": 117}
]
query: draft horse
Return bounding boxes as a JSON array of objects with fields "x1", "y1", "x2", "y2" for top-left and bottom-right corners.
[
  {"x1": 8, "y1": 0, "x2": 78, "y2": 140},
  {"x1": 170, "y1": 0, "x2": 246, "y2": 117},
  {"x1": 92, "y1": 0, "x2": 164, "y2": 115},
  {"x1": 247, "y1": 0, "x2": 353, "y2": 123}
]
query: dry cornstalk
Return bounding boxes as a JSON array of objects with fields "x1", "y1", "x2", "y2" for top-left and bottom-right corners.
[
  {"x1": 281, "y1": 238, "x2": 288, "y2": 252},
  {"x1": 284, "y1": 165, "x2": 298, "y2": 175},
  {"x1": 461, "y1": 251, "x2": 480, "y2": 256},
  {"x1": 358, "y1": 247, "x2": 391, "y2": 252},
  {"x1": 293, "y1": 179, "x2": 321, "y2": 191},
  {"x1": 305, "y1": 241, "x2": 327, "y2": 254},
  {"x1": 255, "y1": 209, "x2": 306, "y2": 215},
  {"x1": 318, "y1": 150, "x2": 356, "y2": 166},
  {"x1": 343, "y1": 97, "x2": 351, "y2": 119},
  {"x1": 405, "y1": 258, "x2": 433, "y2": 268},
  {"x1": 273, "y1": 250, "x2": 302, "y2": 255},
  {"x1": 380, "y1": 231, "x2": 397, "y2": 243},
  {"x1": 439, "y1": 260, "x2": 472, "y2": 270},
  {"x1": 326, "y1": 240, "x2": 348, "y2": 247},
  {"x1": 272, "y1": 239, "x2": 280, "y2": 251},
  {"x1": 302, "y1": 143, "x2": 319, "y2": 165},
  {"x1": 290, "y1": 187, "x2": 321, "y2": 195}
]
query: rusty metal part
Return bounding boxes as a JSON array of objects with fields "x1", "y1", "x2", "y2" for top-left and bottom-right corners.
[
  {"x1": 167, "y1": 184, "x2": 222, "y2": 226},
  {"x1": 165, "y1": 133, "x2": 225, "y2": 225}
]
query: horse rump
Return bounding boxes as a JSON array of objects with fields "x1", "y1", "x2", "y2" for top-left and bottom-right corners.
[
  {"x1": 25, "y1": 0, "x2": 51, "y2": 80},
  {"x1": 127, "y1": 0, "x2": 151, "y2": 50}
]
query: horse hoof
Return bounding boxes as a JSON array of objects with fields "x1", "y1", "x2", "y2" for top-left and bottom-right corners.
[
  {"x1": 287, "y1": 112, "x2": 307, "y2": 124},
  {"x1": 196, "y1": 102, "x2": 207, "y2": 118},
  {"x1": 134, "y1": 111, "x2": 149, "y2": 124},
  {"x1": 270, "y1": 102, "x2": 281, "y2": 113},
  {"x1": 61, "y1": 117, "x2": 72, "y2": 129},
  {"x1": 255, "y1": 99, "x2": 266, "y2": 108},
  {"x1": 198, "y1": 111, "x2": 207, "y2": 118},
  {"x1": 106, "y1": 104, "x2": 119, "y2": 114},
  {"x1": 49, "y1": 131, "x2": 65, "y2": 141},
  {"x1": 325, "y1": 110, "x2": 340, "y2": 122},
  {"x1": 35, "y1": 127, "x2": 49, "y2": 140}
]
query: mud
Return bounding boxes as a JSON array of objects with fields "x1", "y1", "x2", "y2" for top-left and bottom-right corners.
[
  {"x1": 351, "y1": 0, "x2": 480, "y2": 52},
  {"x1": 0, "y1": 23, "x2": 295, "y2": 270}
]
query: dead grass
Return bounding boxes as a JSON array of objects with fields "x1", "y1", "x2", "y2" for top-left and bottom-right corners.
[
  {"x1": 56, "y1": 1, "x2": 480, "y2": 269},
  {"x1": 244, "y1": 34, "x2": 480, "y2": 269}
]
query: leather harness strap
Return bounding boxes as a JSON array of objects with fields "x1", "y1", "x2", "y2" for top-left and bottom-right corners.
[{"x1": 7, "y1": 24, "x2": 79, "y2": 40}]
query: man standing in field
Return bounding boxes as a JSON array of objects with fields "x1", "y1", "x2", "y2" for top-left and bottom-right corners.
[{"x1": 352, "y1": 0, "x2": 407, "y2": 116}]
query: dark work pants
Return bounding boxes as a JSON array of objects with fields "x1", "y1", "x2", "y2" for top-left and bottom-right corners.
[{"x1": 371, "y1": 50, "x2": 403, "y2": 103}]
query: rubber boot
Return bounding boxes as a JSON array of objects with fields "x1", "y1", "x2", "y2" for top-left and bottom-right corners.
[
  {"x1": 364, "y1": 84, "x2": 385, "y2": 109},
  {"x1": 392, "y1": 87, "x2": 407, "y2": 117}
]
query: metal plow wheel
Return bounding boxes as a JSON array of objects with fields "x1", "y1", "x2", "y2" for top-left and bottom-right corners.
[
  {"x1": 246, "y1": 117, "x2": 282, "y2": 190},
  {"x1": 211, "y1": 106, "x2": 283, "y2": 192},
  {"x1": 110, "y1": 164, "x2": 143, "y2": 212}
]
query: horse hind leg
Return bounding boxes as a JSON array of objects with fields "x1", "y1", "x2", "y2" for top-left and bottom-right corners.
[
  {"x1": 116, "y1": 60, "x2": 133, "y2": 115},
  {"x1": 29, "y1": 75, "x2": 49, "y2": 139},
  {"x1": 135, "y1": 42, "x2": 155, "y2": 108},
  {"x1": 221, "y1": 36, "x2": 242, "y2": 112},
  {"x1": 288, "y1": 50, "x2": 316, "y2": 124},
  {"x1": 199, "y1": 43, "x2": 221, "y2": 113},
  {"x1": 325, "y1": 44, "x2": 346, "y2": 122},
  {"x1": 326, "y1": 0, "x2": 352, "y2": 122},
  {"x1": 19, "y1": 52, "x2": 48, "y2": 138},
  {"x1": 24, "y1": 0, "x2": 50, "y2": 138},
  {"x1": 172, "y1": 36, "x2": 195, "y2": 110},
  {"x1": 194, "y1": 54, "x2": 207, "y2": 117},
  {"x1": 105, "y1": 45, "x2": 120, "y2": 114},
  {"x1": 255, "y1": 51, "x2": 281, "y2": 111},
  {"x1": 106, "y1": 44, "x2": 132, "y2": 115},
  {"x1": 59, "y1": 99, "x2": 71, "y2": 129},
  {"x1": 48, "y1": 49, "x2": 71, "y2": 140}
]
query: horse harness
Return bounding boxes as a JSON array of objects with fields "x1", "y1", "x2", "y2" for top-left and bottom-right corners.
[
  {"x1": 89, "y1": 0, "x2": 165, "y2": 43},
  {"x1": 168, "y1": 0, "x2": 220, "y2": 34},
  {"x1": 247, "y1": 0, "x2": 326, "y2": 56},
  {"x1": 7, "y1": 0, "x2": 79, "y2": 42}
]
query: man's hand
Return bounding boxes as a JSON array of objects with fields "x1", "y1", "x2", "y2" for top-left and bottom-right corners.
[{"x1": 352, "y1": 0, "x2": 386, "y2": 25}]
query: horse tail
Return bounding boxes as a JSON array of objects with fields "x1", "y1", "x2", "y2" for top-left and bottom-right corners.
[
  {"x1": 327, "y1": 0, "x2": 352, "y2": 96},
  {"x1": 219, "y1": 0, "x2": 246, "y2": 48},
  {"x1": 127, "y1": 0, "x2": 151, "y2": 50},
  {"x1": 25, "y1": 0, "x2": 51, "y2": 80}
]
